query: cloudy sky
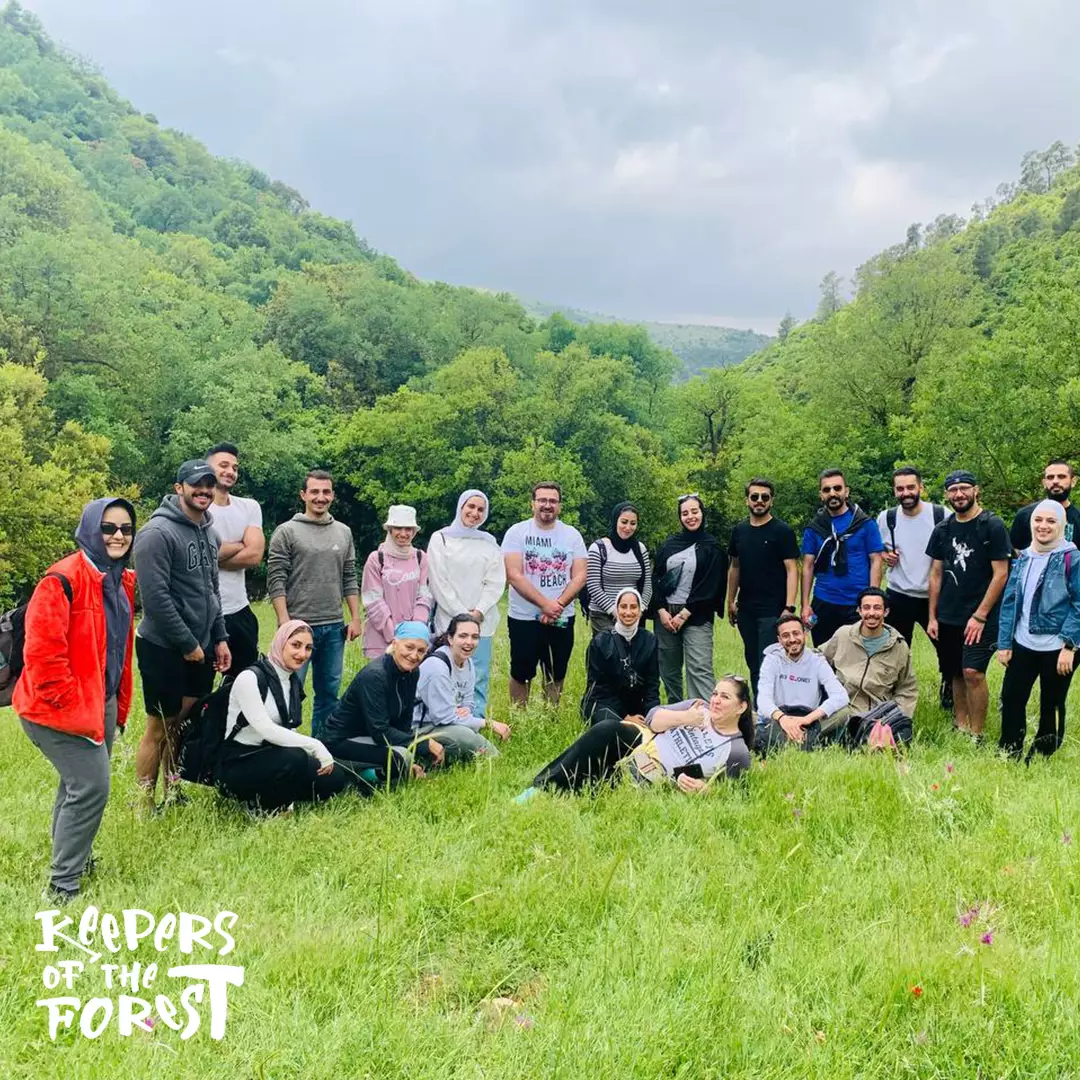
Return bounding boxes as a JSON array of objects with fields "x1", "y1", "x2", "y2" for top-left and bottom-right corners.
[{"x1": 23, "y1": 0, "x2": 1080, "y2": 331}]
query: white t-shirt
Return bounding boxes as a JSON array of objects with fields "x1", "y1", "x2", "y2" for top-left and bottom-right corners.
[
  {"x1": 209, "y1": 495, "x2": 263, "y2": 615},
  {"x1": 501, "y1": 518, "x2": 588, "y2": 620},
  {"x1": 876, "y1": 501, "x2": 947, "y2": 598}
]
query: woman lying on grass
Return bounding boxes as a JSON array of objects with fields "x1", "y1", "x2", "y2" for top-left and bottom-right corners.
[{"x1": 515, "y1": 675, "x2": 754, "y2": 801}]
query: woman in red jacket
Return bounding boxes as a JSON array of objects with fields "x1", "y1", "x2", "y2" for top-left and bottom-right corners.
[{"x1": 14, "y1": 497, "x2": 136, "y2": 903}]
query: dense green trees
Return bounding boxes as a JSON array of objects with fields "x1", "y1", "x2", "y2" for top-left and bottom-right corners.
[{"x1": 1, "y1": 1, "x2": 1079, "y2": 602}]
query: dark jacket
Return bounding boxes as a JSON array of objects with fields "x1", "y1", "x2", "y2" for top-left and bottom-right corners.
[
  {"x1": 323, "y1": 653, "x2": 432, "y2": 757},
  {"x1": 581, "y1": 628, "x2": 661, "y2": 724},
  {"x1": 133, "y1": 496, "x2": 226, "y2": 653},
  {"x1": 653, "y1": 536, "x2": 726, "y2": 626}
]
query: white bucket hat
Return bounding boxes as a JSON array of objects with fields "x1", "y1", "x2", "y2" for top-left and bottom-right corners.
[{"x1": 384, "y1": 504, "x2": 419, "y2": 530}]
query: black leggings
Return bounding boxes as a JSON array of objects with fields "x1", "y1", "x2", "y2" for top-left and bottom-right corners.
[
  {"x1": 533, "y1": 719, "x2": 643, "y2": 792},
  {"x1": 999, "y1": 643, "x2": 1074, "y2": 761},
  {"x1": 325, "y1": 738, "x2": 412, "y2": 788},
  {"x1": 217, "y1": 745, "x2": 348, "y2": 811}
]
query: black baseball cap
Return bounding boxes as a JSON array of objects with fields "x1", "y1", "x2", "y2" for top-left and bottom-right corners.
[
  {"x1": 176, "y1": 459, "x2": 217, "y2": 485},
  {"x1": 944, "y1": 470, "x2": 977, "y2": 489}
]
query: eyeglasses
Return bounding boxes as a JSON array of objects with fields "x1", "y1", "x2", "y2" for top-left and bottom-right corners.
[
  {"x1": 534, "y1": 498, "x2": 560, "y2": 505},
  {"x1": 101, "y1": 523, "x2": 134, "y2": 537},
  {"x1": 748, "y1": 493, "x2": 771, "y2": 503},
  {"x1": 821, "y1": 484, "x2": 844, "y2": 494}
]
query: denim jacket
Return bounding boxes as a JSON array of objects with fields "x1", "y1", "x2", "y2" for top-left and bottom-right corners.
[{"x1": 997, "y1": 543, "x2": 1080, "y2": 649}]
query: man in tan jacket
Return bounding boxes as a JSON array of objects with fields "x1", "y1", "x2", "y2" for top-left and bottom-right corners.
[{"x1": 820, "y1": 587, "x2": 919, "y2": 717}]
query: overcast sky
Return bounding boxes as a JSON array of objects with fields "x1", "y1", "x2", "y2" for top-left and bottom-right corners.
[{"x1": 23, "y1": 0, "x2": 1080, "y2": 331}]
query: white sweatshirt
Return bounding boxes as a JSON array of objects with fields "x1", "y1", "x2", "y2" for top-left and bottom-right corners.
[
  {"x1": 225, "y1": 663, "x2": 333, "y2": 768},
  {"x1": 756, "y1": 642, "x2": 849, "y2": 721},
  {"x1": 426, "y1": 532, "x2": 506, "y2": 636}
]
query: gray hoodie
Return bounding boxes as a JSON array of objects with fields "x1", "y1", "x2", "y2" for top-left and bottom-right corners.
[
  {"x1": 133, "y1": 496, "x2": 227, "y2": 654},
  {"x1": 756, "y1": 641, "x2": 849, "y2": 725}
]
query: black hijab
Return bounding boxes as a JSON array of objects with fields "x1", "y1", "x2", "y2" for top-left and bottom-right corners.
[
  {"x1": 666, "y1": 495, "x2": 719, "y2": 553},
  {"x1": 607, "y1": 501, "x2": 641, "y2": 555}
]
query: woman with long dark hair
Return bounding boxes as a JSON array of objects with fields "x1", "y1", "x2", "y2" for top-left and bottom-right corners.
[
  {"x1": 15, "y1": 498, "x2": 137, "y2": 902},
  {"x1": 581, "y1": 588, "x2": 660, "y2": 725},
  {"x1": 515, "y1": 676, "x2": 753, "y2": 801},
  {"x1": 412, "y1": 612, "x2": 511, "y2": 762},
  {"x1": 585, "y1": 502, "x2": 652, "y2": 635},
  {"x1": 653, "y1": 494, "x2": 726, "y2": 701},
  {"x1": 997, "y1": 500, "x2": 1080, "y2": 761}
]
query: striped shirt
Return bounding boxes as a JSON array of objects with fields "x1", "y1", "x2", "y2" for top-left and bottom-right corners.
[{"x1": 586, "y1": 539, "x2": 653, "y2": 615}]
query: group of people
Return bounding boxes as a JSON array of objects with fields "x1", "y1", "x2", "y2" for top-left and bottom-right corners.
[{"x1": 10, "y1": 442, "x2": 1079, "y2": 901}]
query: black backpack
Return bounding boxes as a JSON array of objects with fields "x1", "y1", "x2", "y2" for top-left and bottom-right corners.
[
  {"x1": 177, "y1": 659, "x2": 293, "y2": 786},
  {"x1": 0, "y1": 572, "x2": 73, "y2": 708},
  {"x1": 844, "y1": 700, "x2": 913, "y2": 750},
  {"x1": 884, "y1": 504, "x2": 946, "y2": 550},
  {"x1": 582, "y1": 538, "x2": 648, "y2": 615}
]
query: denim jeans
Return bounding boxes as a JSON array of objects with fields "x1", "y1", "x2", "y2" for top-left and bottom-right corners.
[
  {"x1": 299, "y1": 621, "x2": 345, "y2": 739},
  {"x1": 472, "y1": 636, "x2": 493, "y2": 719}
]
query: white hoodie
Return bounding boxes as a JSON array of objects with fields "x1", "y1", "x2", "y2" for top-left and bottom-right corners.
[{"x1": 756, "y1": 642, "x2": 849, "y2": 722}]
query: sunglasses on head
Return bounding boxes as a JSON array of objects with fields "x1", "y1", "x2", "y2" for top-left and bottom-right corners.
[
  {"x1": 748, "y1": 492, "x2": 771, "y2": 503},
  {"x1": 101, "y1": 522, "x2": 134, "y2": 537}
]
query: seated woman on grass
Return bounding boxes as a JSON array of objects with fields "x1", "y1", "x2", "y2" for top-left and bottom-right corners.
[
  {"x1": 581, "y1": 587, "x2": 661, "y2": 726},
  {"x1": 412, "y1": 613, "x2": 511, "y2": 762},
  {"x1": 515, "y1": 675, "x2": 753, "y2": 801},
  {"x1": 323, "y1": 621, "x2": 443, "y2": 783},
  {"x1": 217, "y1": 620, "x2": 351, "y2": 812}
]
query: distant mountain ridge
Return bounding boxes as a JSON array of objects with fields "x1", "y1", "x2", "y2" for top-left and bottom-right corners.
[{"x1": 518, "y1": 299, "x2": 772, "y2": 377}]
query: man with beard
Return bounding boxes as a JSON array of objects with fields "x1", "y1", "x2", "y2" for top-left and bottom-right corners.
[
  {"x1": 502, "y1": 482, "x2": 588, "y2": 708},
  {"x1": 926, "y1": 471, "x2": 1011, "y2": 739},
  {"x1": 877, "y1": 466, "x2": 950, "y2": 705},
  {"x1": 726, "y1": 477, "x2": 799, "y2": 698},
  {"x1": 801, "y1": 469, "x2": 884, "y2": 647},
  {"x1": 1010, "y1": 460, "x2": 1080, "y2": 551},
  {"x1": 756, "y1": 612, "x2": 849, "y2": 753},
  {"x1": 134, "y1": 460, "x2": 231, "y2": 809},
  {"x1": 820, "y1": 588, "x2": 919, "y2": 718}
]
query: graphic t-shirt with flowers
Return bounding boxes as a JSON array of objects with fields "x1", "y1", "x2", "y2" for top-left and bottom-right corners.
[{"x1": 501, "y1": 519, "x2": 588, "y2": 620}]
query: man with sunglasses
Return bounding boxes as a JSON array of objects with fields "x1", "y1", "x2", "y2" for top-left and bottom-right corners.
[
  {"x1": 133, "y1": 459, "x2": 230, "y2": 809},
  {"x1": 726, "y1": 478, "x2": 799, "y2": 698},
  {"x1": 801, "y1": 469, "x2": 884, "y2": 646},
  {"x1": 926, "y1": 470, "x2": 1011, "y2": 739}
]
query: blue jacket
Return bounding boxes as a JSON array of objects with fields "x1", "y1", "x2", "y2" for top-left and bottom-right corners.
[{"x1": 997, "y1": 543, "x2": 1080, "y2": 649}]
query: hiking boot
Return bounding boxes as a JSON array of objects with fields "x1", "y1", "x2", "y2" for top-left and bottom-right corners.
[{"x1": 42, "y1": 883, "x2": 80, "y2": 906}]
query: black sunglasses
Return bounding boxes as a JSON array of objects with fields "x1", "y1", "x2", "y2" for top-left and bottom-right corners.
[
  {"x1": 101, "y1": 522, "x2": 134, "y2": 537},
  {"x1": 748, "y1": 493, "x2": 771, "y2": 503}
]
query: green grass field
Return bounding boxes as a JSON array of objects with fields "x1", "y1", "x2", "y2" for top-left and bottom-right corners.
[{"x1": 2, "y1": 604, "x2": 1080, "y2": 1078}]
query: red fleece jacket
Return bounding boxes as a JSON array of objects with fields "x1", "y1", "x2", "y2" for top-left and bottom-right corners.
[{"x1": 13, "y1": 552, "x2": 136, "y2": 740}]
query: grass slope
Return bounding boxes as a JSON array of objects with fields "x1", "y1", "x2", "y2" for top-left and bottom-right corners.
[{"x1": 2, "y1": 604, "x2": 1079, "y2": 1078}]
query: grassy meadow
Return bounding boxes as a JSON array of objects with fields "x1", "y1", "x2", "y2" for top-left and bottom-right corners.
[{"x1": 2, "y1": 603, "x2": 1080, "y2": 1078}]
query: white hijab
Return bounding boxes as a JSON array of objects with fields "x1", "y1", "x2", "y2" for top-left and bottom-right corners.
[{"x1": 612, "y1": 587, "x2": 643, "y2": 642}]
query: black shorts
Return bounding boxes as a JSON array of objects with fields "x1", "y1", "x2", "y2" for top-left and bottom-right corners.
[
  {"x1": 224, "y1": 605, "x2": 261, "y2": 675},
  {"x1": 507, "y1": 616, "x2": 577, "y2": 684},
  {"x1": 937, "y1": 621, "x2": 996, "y2": 678},
  {"x1": 136, "y1": 636, "x2": 216, "y2": 719}
]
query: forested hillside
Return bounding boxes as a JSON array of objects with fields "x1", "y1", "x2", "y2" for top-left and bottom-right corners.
[
  {"x1": 519, "y1": 299, "x2": 772, "y2": 377},
  {"x1": 1, "y1": 0, "x2": 1078, "y2": 605}
]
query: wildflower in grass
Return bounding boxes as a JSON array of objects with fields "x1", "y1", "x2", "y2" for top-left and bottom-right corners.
[
  {"x1": 1064, "y1": 832, "x2": 1072, "y2": 846},
  {"x1": 980, "y1": 930, "x2": 994, "y2": 946},
  {"x1": 792, "y1": 807, "x2": 803, "y2": 819},
  {"x1": 931, "y1": 782, "x2": 940, "y2": 792},
  {"x1": 945, "y1": 762, "x2": 955, "y2": 774},
  {"x1": 783, "y1": 792, "x2": 795, "y2": 801},
  {"x1": 913, "y1": 1031, "x2": 929, "y2": 1046},
  {"x1": 910, "y1": 985, "x2": 923, "y2": 998},
  {"x1": 815, "y1": 1030, "x2": 826, "y2": 1045},
  {"x1": 958, "y1": 904, "x2": 980, "y2": 927}
]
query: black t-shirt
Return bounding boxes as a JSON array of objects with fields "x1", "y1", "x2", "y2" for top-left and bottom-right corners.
[
  {"x1": 1010, "y1": 501, "x2": 1080, "y2": 550},
  {"x1": 926, "y1": 511, "x2": 1012, "y2": 626},
  {"x1": 727, "y1": 517, "x2": 800, "y2": 616}
]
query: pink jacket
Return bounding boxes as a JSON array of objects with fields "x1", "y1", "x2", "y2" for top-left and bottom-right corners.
[{"x1": 361, "y1": 544, "x2": 432, "y2": 656}]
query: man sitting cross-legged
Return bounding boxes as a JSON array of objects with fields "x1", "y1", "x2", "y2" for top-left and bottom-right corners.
[
  {"x1": 819, "y1": 587, "x2": 919, "y2": 720},
  {"x1": 757, "y1": 612, "x2": 849, "y2": 753}
]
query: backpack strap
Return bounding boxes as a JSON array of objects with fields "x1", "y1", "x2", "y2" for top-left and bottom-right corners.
[
  {"x1": 45, "y1": 572, "x2": 74, "y2": 604},
  {"x1": 377, "y1": 550, "x2": 384, "y2": 570},
  {"x1": 415, "y1": 649, "x2": 453, "y2": 725},
  {"x1": 932, "y1": 503, "x2": 946, "y2": 526}
]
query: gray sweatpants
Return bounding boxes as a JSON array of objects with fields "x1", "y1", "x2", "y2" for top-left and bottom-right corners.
[
  {"x1": 21, "y1": 697, "x2": 117, "y2": 893},
  {"x1": 656, "y1": 620, "x2": 715, "y2": 702}
]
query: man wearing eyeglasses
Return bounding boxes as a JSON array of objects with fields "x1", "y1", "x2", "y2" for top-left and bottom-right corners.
[
  {"x1": 801, "y1": 469, "x2": 885, "y2": 647},
  {"x1": 926, "y1": 470, "x2": 1011, "y2": 739},
  {"x1": 726, "y1": 477, "x2": 799, "y2": 698},
  {"x1": 502, "y1": 481, "x2": 588, "y2": 708}
]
